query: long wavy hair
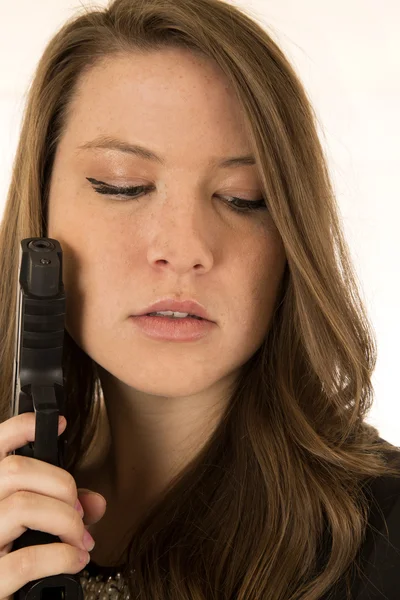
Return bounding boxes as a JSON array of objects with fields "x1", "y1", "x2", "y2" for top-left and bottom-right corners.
[{"x1": 0, "y1": 0, "x2": 399, "y2": 598}]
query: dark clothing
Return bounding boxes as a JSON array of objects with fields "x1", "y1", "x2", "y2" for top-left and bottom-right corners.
[{"x1": 326, "y1": 441, "x2": 400, "y2": 599}]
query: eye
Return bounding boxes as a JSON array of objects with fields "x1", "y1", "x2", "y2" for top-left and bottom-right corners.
[
  {"x1": 87, "y1": 178, "x2": 152, "y2": 199},
  {"x1": 219, "y1": 195, "x2": 268, "y2": 213},
  {"x1": 86, "y1": 178, "x2": 268, "y2": 214}
]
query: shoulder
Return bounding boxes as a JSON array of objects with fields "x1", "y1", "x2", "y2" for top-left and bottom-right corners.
[{"x1": 352, "y1": 439, "x2": 400, "y2": 599}]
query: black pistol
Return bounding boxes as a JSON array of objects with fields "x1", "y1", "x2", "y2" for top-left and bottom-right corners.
[{"x1": 10, "y1": 238, "x2": 83, "y2": 599}]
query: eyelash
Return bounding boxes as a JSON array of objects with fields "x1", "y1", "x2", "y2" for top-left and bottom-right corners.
[{"x1": 86, "y1": 178, "x2": 268, "y2": 214}]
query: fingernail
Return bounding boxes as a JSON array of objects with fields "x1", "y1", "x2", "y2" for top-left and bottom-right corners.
[
  {"x1": 75, "y1": 499, "x2": 84, "y2": 517},
  {"x1": 78, "y1": 489, "x2": 106, "y2": 504},
  {"x1": 83, "y1": 529, "x2": 95, "y2": 551},
  {"x1": 79, "y1": 549, "x2": 91, "y2": 565}
]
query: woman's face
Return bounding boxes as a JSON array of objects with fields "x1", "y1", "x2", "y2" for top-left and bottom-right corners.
[{"x1": 47, "y1": 48, "x2": 287, "y2": 398}]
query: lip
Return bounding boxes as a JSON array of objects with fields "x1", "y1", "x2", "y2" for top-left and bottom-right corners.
[
  {"x1": 130, "y1": 315, "x2": 215, "y2": 342},
  {"x1": 134, "y1": 298, "x2": 213, "y2": 322}
]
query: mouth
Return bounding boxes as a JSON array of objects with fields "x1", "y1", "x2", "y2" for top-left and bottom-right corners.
[
  {"x1": 135, "y1": 299, "x2": 212, "y2": 322},
  {"x1": 130, "y1": 314, "x2": 215, "y2": 342},
  {"x1": 145, "y1": 312, "x2": 205, "y2": 320}
]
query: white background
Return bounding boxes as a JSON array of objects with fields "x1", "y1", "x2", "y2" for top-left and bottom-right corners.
[{"x1": 0, "y1": 1, "x2": 398, "y2": 445}]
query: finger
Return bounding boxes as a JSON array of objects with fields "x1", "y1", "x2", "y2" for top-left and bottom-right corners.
[
  {"x1": 77, "y1": 490, "x2": 107, "y2": 527},
  {"x1": 0, "y1": 542, "x2": 89, "y2": 598},
  {"x1": 0, "y1": 491, "x2": 90, "y2": 552},
  {"x1": 0, "y1": 454, "x2": 77, "y2": 508}
]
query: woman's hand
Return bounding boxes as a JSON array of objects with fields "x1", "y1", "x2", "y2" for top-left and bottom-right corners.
[{"x1": 0, "y1": 412, "x2": 106, "y2": 599}]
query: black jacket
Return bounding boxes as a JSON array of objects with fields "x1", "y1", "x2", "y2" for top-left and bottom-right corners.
[{"x1": 326, "y1": 441, "x2": 400, "y2": 599}]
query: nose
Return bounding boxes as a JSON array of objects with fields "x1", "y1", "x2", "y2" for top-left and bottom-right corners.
[{"x1": 146, "y1": 197, "x2": 215, "y2": 276}]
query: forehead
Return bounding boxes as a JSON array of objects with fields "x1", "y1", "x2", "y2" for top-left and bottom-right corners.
[{"x1": 63, "y1": 50, "x2": 253, "y2": 155}]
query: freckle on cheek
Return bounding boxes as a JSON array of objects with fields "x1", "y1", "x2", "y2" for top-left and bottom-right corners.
[{"x1": 158, "y1": 180, "x2": 167, "y2": 200}]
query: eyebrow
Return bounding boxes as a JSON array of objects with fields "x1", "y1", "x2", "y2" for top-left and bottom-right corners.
[{"x1": 77, "y1": 135, "x2": 257, "y2": 169}]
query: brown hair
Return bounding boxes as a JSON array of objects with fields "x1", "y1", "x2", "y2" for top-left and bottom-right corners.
[{"x1": 0, "y1": 0, "x2": 399, "y2": 598}]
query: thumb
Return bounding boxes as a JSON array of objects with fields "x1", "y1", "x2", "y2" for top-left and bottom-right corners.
[{"x1": 77, "y1": 488, "x2": 107, "y2": 527}]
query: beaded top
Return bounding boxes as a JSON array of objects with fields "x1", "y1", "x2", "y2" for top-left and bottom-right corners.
[{"x1": 78, "y1": 560, "x2": 135, "y2": 599}]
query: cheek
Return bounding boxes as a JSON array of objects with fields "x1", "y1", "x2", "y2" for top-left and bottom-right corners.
[
  {"x1": 245, "y1": 242, "x2": 286, "y2": 327},
  {"x1": 48, "y1": 188, "x2": 131, "y2": 276},
  {"x1": 47, "y1": 204, "x2": 124, "y2": 336}
]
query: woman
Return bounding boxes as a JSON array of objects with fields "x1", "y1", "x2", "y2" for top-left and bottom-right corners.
[{"x1": 0, "y1": 0, "x2": 399, "y2": 598}]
